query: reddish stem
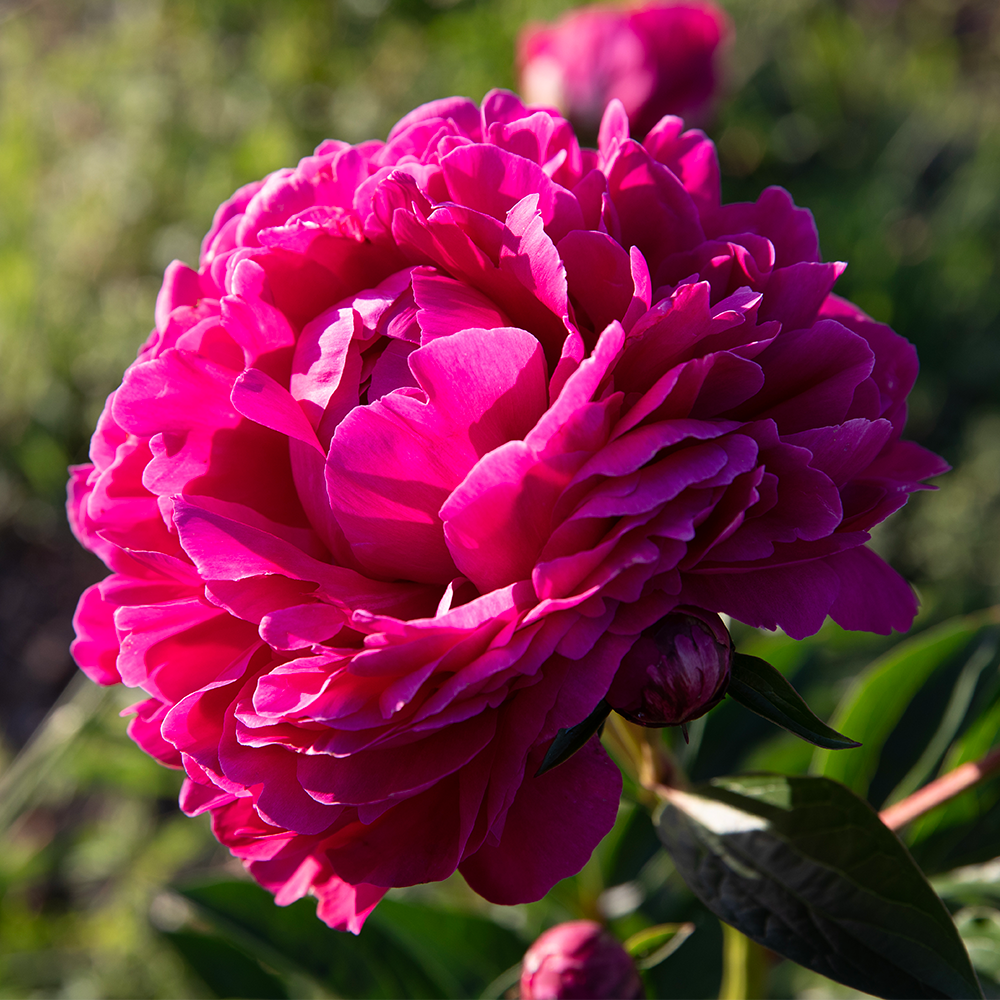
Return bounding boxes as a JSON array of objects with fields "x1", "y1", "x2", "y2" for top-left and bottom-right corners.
[{"x1": 879, "y1": 745, "x2": 1000, "y2": 831}]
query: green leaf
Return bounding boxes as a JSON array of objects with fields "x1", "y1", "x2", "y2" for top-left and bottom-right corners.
[
  {"x1": 728, "y1": 653, "x2": 861, "y2": 750},
  {"x1": 623, "y1": 922, "x2": 695, "y2": 970},
  {"x1": 479, "y1": 963, "x2": 524, "y2": 1000},
  {"x1": 535, "y1": 698, "x2": 611, "y2": 776},
  {"x1": 656, "y1": 774, "x2": 983, "y2": 999},
  {"x1": 941, "y1": 693, "x2": 1000, "y2": 774},
  {"x1": 811, "y1": 615, "x2": 989, "y2": 795},
  {"x1": 369, "y1": 898, "x2": 525, "y2": 999},
  {"x1": 177, "y1": 879, "x2": 444, "y2": 998},
  {"x1": 885, "y1": 633, "x2": 998, "y2": 806},
  {"x1": 176, "y1": 878, "x2": 524, "y2": 1000},
  {"x1": 932, "y1": 858, "x2": 1000, "y2": 908},
  {"x1": 954, "y1": 908, "x2": 1000, "y2": 985},
  {"x1": 161, "y1": 929, "x2": 289, "y2": 999},
  {"x1": 907, "y1": 693, "x2": 1000, "y2": 849}
]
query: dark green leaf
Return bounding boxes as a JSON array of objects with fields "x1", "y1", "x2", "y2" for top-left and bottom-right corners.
[
  {"x1": 811, "y1": 615, "x2": 988, "y2": 795},
  {"x1": 656, "y1": 774, "x2": 983, "y2": 999},
  {"x1": 369, "y1": 898, "x2": 525, "y2": 999},
  {"x1": 160, "y1": 929, "x2": 288, "y2": 999},
  {"x1": 906, "y1": 794, "x2": 1000, "y2": 877},
  {"x1": 177, "y1": 879, "x2": 444, "y2": 998},
  {"x1": 535, "y1": 698, "x2": 611, "y2": 776},
  {"x1": 728, "y1": 653, "x2": 861, "y2": 750},
  {"x1": 177, "y1": 878, "x2": 524, "y2": 1000}
]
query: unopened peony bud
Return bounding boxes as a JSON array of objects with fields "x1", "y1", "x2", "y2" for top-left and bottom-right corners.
[
  {"x1": 520, "y1": 920, "x2": 645, "y2": 999},
  {"x1": 606, "y1": 610, "x2": 731, "y2": 727}
]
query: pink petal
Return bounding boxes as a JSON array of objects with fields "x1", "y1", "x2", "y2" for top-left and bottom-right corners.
[
  {"x1": 760, "y1": 261, "x2": 847, "y2": 332},
  {"x1": 326, "y1": 327, "x2": 547, "y2": 584},
  {"x1": 411, "y1": 267, "x2": 510, "y2": 342},
  {"x1": 605, "y1": 139, "x2": 704, "y2": 270},
  {"x1": 441, "y1": 143, "x2": 584, "y2": 244},
  {"x1": 459, "y1": 737, "x2": 621, "y2": 904},
  {"x1": 70, "y1": 582, "x2": 123, "y2": 684},
  {"x1": 703, "y1": 186, "x2": 819, "y2": 268},
  {"x1": 827, "y1": 546, "x2": 918, "y2": 634},
  {"x1": 232, "y1": 368, "x2": 323, "y2": 453},
  {"x1": 298, "y1": 715, "x2": 497, "y2": 807}
]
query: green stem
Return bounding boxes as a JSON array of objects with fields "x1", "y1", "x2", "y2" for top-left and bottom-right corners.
[{"x1": 719, "y1": 922, "x2": 769, "y2": 1000}]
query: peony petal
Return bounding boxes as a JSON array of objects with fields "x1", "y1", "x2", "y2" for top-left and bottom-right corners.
[
  {"x1": 172, "y1": 495, "x2": 430, "y2": 618},
  {"x1": 312, "y1": 872, "x2": 386, "y2": 934},
  {"x1": 232, "y1": 368, "x2": 323, "y2": 453},
  {"x1": 826, "y1": 546, "x2": 917, "y2": 634},
  {"x1": 644, "y1": 121, "x2": 720, "y2": 214},
  {"x1": 680, "y1": 558, "x2": 841, "y2": 639},
  {"x1": 70, "y1": 582, "x2": 123, "y2": 685},
  {"x1": 605, "y1": 139, "x2": 704, "y2": 269},
  {"x1": 785, "y1": 418, "x2": 894, "y2": 487},
  {"x1": 441, "y1": 143, "x2": 584, "y2": 244},
  {"x1": 732, "y1": 320, "x2": 875, "y2": 433},
  {"x1": 326, "y1": 326, "x2": 547, "y2": 584},
  {"x1": 298, "y1": 715, "x2": 497, "y2": 807},
  {"x1": 559, "y1": 230, "x2": 634, "y2": 334},
  {"x1": 759, "y1": 261, "x2": 846, "y2": 332},
  {"x1": 459, "y1": 737, "x2": 621, "y2": 904},
  {"x1": 289, "y1": 306, "x2": 359, "y2": 432},
  {"x1": 411, "y1": 267, "x2": 509, "y2": 341},
  {"x1": 703, "y1": 186, "x2": 819, "y2": 268}
]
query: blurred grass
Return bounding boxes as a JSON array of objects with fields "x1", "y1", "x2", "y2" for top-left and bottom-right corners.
[
  {"x1": 0, "y1": 678, "x2": 223, "y2": 998},
  {"x1": 1, "y1": 0, "x2": 999, "y2": 997}
]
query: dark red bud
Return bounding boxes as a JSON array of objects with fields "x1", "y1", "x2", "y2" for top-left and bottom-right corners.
[
  {"x1": 520, "y1": 920, "x2": 645, "y2": 1000},
  {"x1": 606, "y1": 608, "x2": 731, "y2": 727}
]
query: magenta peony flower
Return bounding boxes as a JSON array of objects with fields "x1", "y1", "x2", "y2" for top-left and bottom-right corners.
[
  {"x1": 521, "y1": 920, "x2": 645, "y2": 999},
  {"x1": 518, "y1": 2, "x2": 730, "y2": 138},
  {"x1": 607, "y1": 608, "x2": 730, "y2": 726},
  {"x1": 68, "y1": 90, "x2": 945, "y2": 933}
]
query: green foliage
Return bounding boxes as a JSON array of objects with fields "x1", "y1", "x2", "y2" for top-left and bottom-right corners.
[
  {"x1": 161, "y1": 930, "x2": 290, "y2": 999},
  {"x1": 728, "y1": 652, "x2": 862, "y2": 750},
  {"x1": 172, "y1": 879, "x2": 526, "y2": 999},
  {"x1": 535, "y1": 697, "x2": 611, "y2": 775},
  {"x1": 0, "y1": 682, "x2": 219, "y2": 998},
  {"x1": 810, "y1": 613, "x2": 992, "y2": 796},
  {"x1": 657, "y1": 774, "x2": 984, "y2": 999}
]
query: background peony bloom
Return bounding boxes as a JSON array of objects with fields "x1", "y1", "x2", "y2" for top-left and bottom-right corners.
[
  {"x1": 606, "y1": 608, "x2": 730, "y2": 726},
  {"x1": 68, "y1": 90, "x2": 945, "y2": 933},
  {"x1": 518, "y1": 2, "x2": 730, "y2": 138},
  {"x1": 521, "y1": 920, "x2": 645, "y2": 999}
]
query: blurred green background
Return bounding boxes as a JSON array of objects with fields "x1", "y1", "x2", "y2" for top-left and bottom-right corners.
[{"x1": 0, "y1": 0, "x2": 999, "y2": 996}]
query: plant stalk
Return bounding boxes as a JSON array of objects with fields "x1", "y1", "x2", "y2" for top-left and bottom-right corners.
[
  {"x1": 879, "y1": 744, "x2": 1000, "y2": 831},
  {"x1": 603, "y1": 713, "x2": 687, "y2": 797},
  {"x1": 718, "y1": 922, "x2": 768, "y2": 1000}
]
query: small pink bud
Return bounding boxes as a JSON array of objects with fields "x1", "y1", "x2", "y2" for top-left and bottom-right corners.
[
  {"x1": 606, "y1": 609, "x2": 731, "y2": 727},
  {"x1": 520, "y1": 920, "x2": 645, "y2": 1000}
]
